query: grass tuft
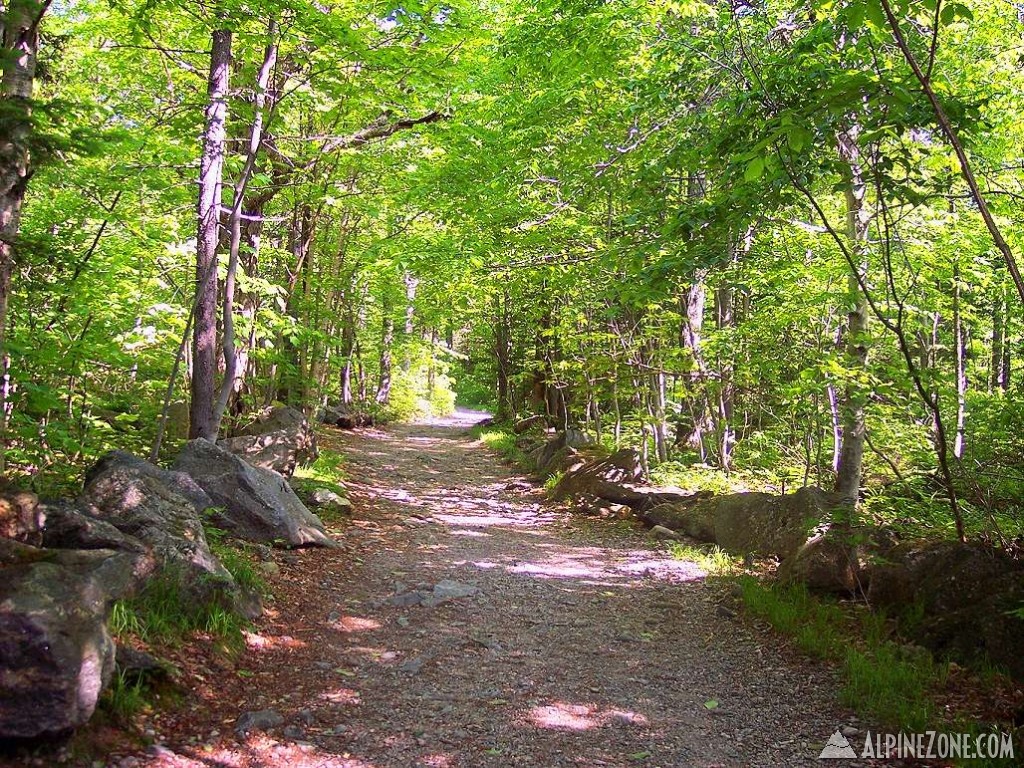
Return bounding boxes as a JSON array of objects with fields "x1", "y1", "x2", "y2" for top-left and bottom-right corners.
[
  {"x1": 667, "y1": 542, "x2": 740, "y2": 576},
  {"x1": 101, "y1": 668, "x2": 148, "y2": 725},
  {"x1": 109, "y1": 568, "x2": 248, "y2": 649},
  {"x1": 737, "y1": 576, "x2": 945, "y2": 731}
]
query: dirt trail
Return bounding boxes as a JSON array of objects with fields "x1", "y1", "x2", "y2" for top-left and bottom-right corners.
[{"x1": 123, "y1": 410, "x2": 856, "y2": 768}]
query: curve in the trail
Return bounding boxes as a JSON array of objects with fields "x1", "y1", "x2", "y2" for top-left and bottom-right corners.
[{"x1": 125, "y1": 413, "x2": 856, "y2": 768}]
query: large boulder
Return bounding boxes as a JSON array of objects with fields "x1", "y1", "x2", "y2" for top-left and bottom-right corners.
[
  {"x1": 644, "y1": 487, "x2": 843, "y2": 559},
  {"x1": 530, "y1": 429, "x2": 595, "y2": 477},
  {"x1": 777, "y1": 530, "x2": 862, "y2": 594},
  {"x1": 0, "y1": 540, "x2": 144, "y2": 739},
  {"x1": 220, "y1": 406, "x2": 318, "y2": 478},
  {"x1": 868, "y1": 541, "x2": 1024, "y2": 679},
  {"x1": 551, "y1": 449, "x2": 691, "y2": 511},
  {"x1": 79, "y1": 451, "x2": 246, "y2": 612},
  {"x1": 319, "y1": 403, "x2": 373, "y2": 430},
  {"x1": 512, "y1": 414, "x2": 548, "y2": 434},
  {"x1": 0, "y1": 489, "x2": 43, "y2": 544},
  {"x1": 41, "y1": 500, "x2": 150, "y2": 556},
  {"x1": 174, "y1": 439, "x2": 336, "y2": 548}
]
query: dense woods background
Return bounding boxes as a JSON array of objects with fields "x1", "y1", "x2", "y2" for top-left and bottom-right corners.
[{"x1": 4, "y1": 0, "x2": 1024, "y2": 545}]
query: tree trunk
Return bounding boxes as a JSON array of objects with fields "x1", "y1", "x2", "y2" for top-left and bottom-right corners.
[
  {"x1": 0, "y1": 0, "x2": 46, "y2": 473},
  {"x1": 340, "y1": 311, "x2": 356, "y2": 404},
  {"x1": 714, "y1": 283, "x2": 734, "y2": 469},
  {"x1": 952, "y1": 257, "x2": 967, "y2": 460},
  {"x1": 376, "y1": 298, "x2": 394, "y2": 404},
  {"x1": 494, "y1": 289, "x2": 512, "y2": 421},
  {"x1": 834, "y1": 126, "x2": 870, "y2": 504},
  {"x1": 402, "y1": 271, "x2": 418, "y2": 372},
  {"x1": 991, "y1": 281, "x2": 1009, "y2": 392},
  {"x1": 677, "y1": 279, "x2": 713, "y2": 456},
  {"x1": 211, "y1": 23, "x2": 277, "y2": 436},
  {"x1": 189, "y1": 27, "x2": 231, "y2": 441}
]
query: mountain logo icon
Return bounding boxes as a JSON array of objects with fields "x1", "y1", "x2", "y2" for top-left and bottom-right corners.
[{"x1": 819, "y1": 730, "x2": 858, "y2": 759}]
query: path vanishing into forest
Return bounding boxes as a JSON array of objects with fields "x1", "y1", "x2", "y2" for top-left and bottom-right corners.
[{"x1": 123, "y1": 409, "x2": 862, "y2": 768}]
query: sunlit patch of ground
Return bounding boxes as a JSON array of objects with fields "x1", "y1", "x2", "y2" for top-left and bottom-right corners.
[
  {"x1": 330, "y1": 616, "x2": 382, "y2": 633},
  {"x1": 525, "y1": 701, "x2": 650, "y2": 731},
  {"x1": 142, "y1": 734, "x2": 380, "y2": 767},
  {"x1": 320, "y1": 687, "x2": 362, "y2": 705},
  {"x1": 244, "y1": 632, "x2": 307, "y2": 651}
]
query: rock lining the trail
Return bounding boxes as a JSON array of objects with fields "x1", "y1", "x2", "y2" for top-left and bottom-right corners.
[
  {"x1": 0, "y1": 540, "x2": 146, "y2": 739},
  {"x1": 220, "y1": 405, "x2": 318, "y2": 478},
  {"x1": 385, "y1": 579, "x2": 481, "y2": 608},
  {"x1": 174, "y1": 438, "x2": 336, "y2": 548}
]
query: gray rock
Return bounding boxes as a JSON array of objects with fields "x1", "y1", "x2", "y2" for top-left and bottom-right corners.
[
  {"x1": 80, "y1": 451, "x2": 249, "y2": 612},
  {"x1": 228, "y1": 406, "x2": 318, "y2": 478},
  {"x1": 319, "y1": 403, "x2": 373, "y2": 429},
  {"x1": 552, "y1": 449, "x2": 692, "y2": 510},
  {"x1": 309, "y1": 488, "x2": 351, "y2": 511},
  {"x1": 778, "y1": 528, "x2": 861, "y2": 594},
  {"x1": 40, "y1": 500, "x2": 149, "y2": 555},
  {"x1": 398, "y1": 656, "x2": 426, "y2": 675},
  {"x1": 0, "y1": 541, "x2": 144, "y2": 739},
  {"x1": 645, "y1": 487, "x2": 844, "y2": 560},
  {"x1": 0, "y1": 489, "x2": 43, "y2": 544},
  {"x1": 868, "y1": 540, "x2": 1024, "y2": 680},
  {"x1": 529, "y1": 430, "x2": 594, "y2": 478},
  {"x1": 649, "y1": 524, "x2": 681, "y2": 541},
  {"x1": 512, "y1": 414, "x2": 548, "y2": 434},
  {"x1": 219, "y1": 406, "x2": 317, "y2": 479},
  {"x1": 282, "y1": 724, "x2": 305, "y2": 740},
  {"x1": 115, "y1": 644, "x2": 174, "y2": 682},
  {"x1": 235, "y1": 708, "x2": 284, "y2": 736},
  {"x1": 388, "y1": 590, "x2": 429, "y2": 607},
  {"x1": 174, "y1": 439, "x2": 336, "y2": 548},
  {"x1": 430, "y1": 579, "x2": 479, "y2": 603}
]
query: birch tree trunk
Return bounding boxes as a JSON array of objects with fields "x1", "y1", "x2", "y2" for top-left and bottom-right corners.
[
  {"x1": 189, "y1": 27, "x2": 231, "y2": 440},
  {"x1": 834, "y1": 126, "x2": 870, "y2": 504},
  {"x1": 0, "y1": 0, "x2": 46, "y2": 473}
]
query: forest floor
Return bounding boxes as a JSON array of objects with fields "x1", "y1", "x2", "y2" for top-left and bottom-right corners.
[{"x1": 63, "y1": 410, "x2": 875, "y2": 767}]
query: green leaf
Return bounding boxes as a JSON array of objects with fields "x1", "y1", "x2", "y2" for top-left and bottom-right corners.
[
  {"x1": 704, "y1": 699, "x2": 719, "y2": 710},
  {"x1": 744, "y1": 157, "x2": 765, "y2": 182}
]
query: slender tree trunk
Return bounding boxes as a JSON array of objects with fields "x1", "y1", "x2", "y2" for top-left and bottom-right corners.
[
  {"x1": 340, "y1": 311, "x2": 355, "y2": 404},
  {"x1": 211, "y1": 23, "x2": 277, "y2": 436},
  {"x1": 991, "y1": 281, "x2": 1009, "y2": 392},
  {"x1": 189, "y1": 27, "x2": 231, "y2": 441},
  {"x1": 0, "y1": 0, "x2": 46, "y2": 472},
  {"x1": 952, "y1": 258, "x2": 967, "y2": 459},
  {"x1": 494, "y1": 290, "x2": 512, "y2": 421},
  {"x1": 677, "y1": 279, "x2": 713, "y2": 456},
  {"x1": 276, "y1": 204, "x2": 314, "y2": 404},
  {"x1": 376, "y1": 298, "x2": 394, "y2": 404},
  {"x1": 714, "y1": 282, "x2": 734, "y2": 469},
  {"x1": 650, "y1": 366, "x2": 669, "y2": 463},
  {"x1": 834, "y1": 127, "x2": 870, "y2": 504},
  {"x1": 402, "y1": 272, "x2": 418, "y2": 372}
]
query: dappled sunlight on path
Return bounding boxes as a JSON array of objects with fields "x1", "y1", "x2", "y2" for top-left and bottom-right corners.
[{"x1": 127, "y1": 410, "x2": 851, "y2": 768}]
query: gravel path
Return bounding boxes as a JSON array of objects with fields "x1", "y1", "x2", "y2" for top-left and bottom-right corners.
[{"x1": 116, "y1": 411, "x2": 858, "y2": 767}]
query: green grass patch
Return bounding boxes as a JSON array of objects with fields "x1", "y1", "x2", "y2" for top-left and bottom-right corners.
[
  {"x1": 473, "y1": 427, "x2": 533, "y2": 469},
  {"x1": 667, "y1": 542, "x2": 741, "y2": 576},
  {"x1": 293, "y1": 448, "x2": 347, "y2": 488},
  {"x1": 100, "y1": 668, "x2": 148, "y2": 725},
  {"x1": 737, "y1": 576, "x2": 945, "y2": 731},
  {"x1": 542, "y1": 470, "x2": 564, "y2": 492},
  {"x1": 203, "y1": 522, "x2": 266, "y2": 595},
  {"x1": 109, "y1": 569, "x2": 248, "y2": 652}
]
